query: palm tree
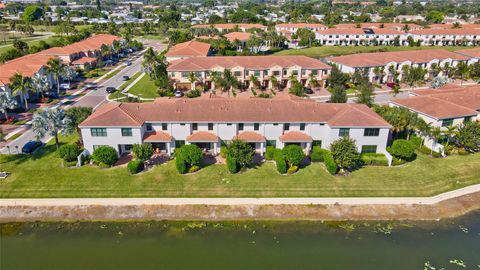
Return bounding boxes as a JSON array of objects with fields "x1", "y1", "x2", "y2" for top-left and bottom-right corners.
[
  {"x1": 10, "y1": 73, "x2": 32, "y2": 110},
  {"x1": 32, "y1": 108, "x2": 74, "y2": 150},
  {"x1": 442, "y1": 62, "x2": 452, "y2": 77},
  {"x1": 31, "y1": 73, "x2": 50, "y2": 98},
  {"x1": 428, "y1": 126, "x2": 442, "y2": 156},
  {"x1": 188, "y1": 72, "x2": 198, "y2": 90},
  {"x1": 388, "y1": 65, "x2": 398, "y2": 83},
  {"x1": 308, "y1": 73, "x2": 320, "y2": 89},
  {"x1": 455, "y1": 61, "x2": 470, "y2": 86},
  {"x1": 443, "y1": 125, "x2": 457, "y2": 147},
  {"x1": 208, "y1": 71, "x2": 221, "y2": 94},
  {"x1": 249, "y1": 74, "x2": 259, "y2": 90},
  {"x1": 219, "y1": 70, "x2": 239, "y2": 97},
  {"x1": 430, "y1": 63, "x2": 442, "y2": 78},
  {"x1": 0, "y1": 92, "x2": 17, "y2": 120},
  {"x1": 373, "y1": 66, "x2": 384, "y2": 84},
  {"x1": 269, "y1": 75, "x2": 280, "y2": 91},
  {"x1": 61, "y1": 66, "x2": 78, "y2": 84},
  {"x1": 46, "y1": 58, "x2": 65, "y2": 95}
]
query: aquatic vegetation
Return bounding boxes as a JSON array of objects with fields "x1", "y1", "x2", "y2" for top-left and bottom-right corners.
[
  {"x1": 424, "y1": 261, "x2": 436, "y2": 270},
  {"x1": 375, "y1": 224, "x2": 393, "y2": 235},
  {"x1": 0, "y1": 223, "x2": 25, "y2": 236},
  {"x1": 185, "y1": 222, "x2": 207, "y2": 230},
  {"x1": 458, "y1": 226, "x2": 469, "y2": 233},
  {"x1": 220, "y1": 178, "x2": 231, "y2": 184},
  {"x1": 449, "y1": 259, "x2": 466, "y2": 268},
  {"x1": 100, "y1": 225, "x2": 107, "y2": 229}
]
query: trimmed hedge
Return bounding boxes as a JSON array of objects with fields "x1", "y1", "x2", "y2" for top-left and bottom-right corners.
[
  {"x1": 310, "y1": 146, "x2": 330, "y2": 162},
  {"x1": 323, "y1": 151, "x2": 337, "y2": 175},
  {"x1": 389, "y1": 139, "x2": 416, "y2": 160},
  {"x1": 226, "y1": 156, "x2": 239, "y2": 174},
  {"x1": 265, "y1": 146, "x2": 276, "y2": 160},
  {"x1": 361, "y1": 153, "x2": 389, "y2": 166},
  {"x1": 409, "y1": 136, "x2": 423, "y2": 148},
  {"x1": 92, "y1": 146, "x2": 118, "y2": 166},
  {"x1": 418, "y1": 145, "x2": 442, "y2": 157},
  {"x1": 58, "y1": 144, "x2": 81, "y2": 162},
  {"x1": 175, "y1": 158, "x2": 188, "y2": 174},
  {"x1": 127, "y1": 159, "x2": 144, "y2": 174},
  {"x1": 275, "y1": 157, "x2": 287, "y2": 174}
]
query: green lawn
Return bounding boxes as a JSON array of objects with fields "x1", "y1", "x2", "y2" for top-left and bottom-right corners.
[
  {"x1": 274, "y1": 46, "x2": 462, "y2": 58},
  {"x1": 127, "y1": 74, "x2": 159, "y2": 98},
  {"x1": 0, "y1": 134, "x2": 479, "y2": 198}
]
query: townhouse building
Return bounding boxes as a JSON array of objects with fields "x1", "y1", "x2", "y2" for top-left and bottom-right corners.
[
  {"x1": 79, "y1": 95, "x2": 392, "y2": 158},
  {"x1": 192, "y1": 23, "x2": 268, "y2": 33},
  {"x1": 315, "y1": 28, "x2": 407, "y2": 46},
  {"x1": 334, "y1": 23, "x2": 423, "y2": 31},
  {"x1": 455, "y1": 47, "x2": 480, "y2": 64},
  {"x1": 275, "y1": 23, "x2": 327, "y2": 40},
  {"x1": 409, "y1": 29, "x2": 480, "y2": 46},
  {"x1": 328, "y1": 49, "x2": 470, "y2": 83},
  {"x1": 390, "y1": 86, "x2": 480, "y2": 152},
  {"x1": 167, "y1": 55, "x2": 332, "y2": 90}
]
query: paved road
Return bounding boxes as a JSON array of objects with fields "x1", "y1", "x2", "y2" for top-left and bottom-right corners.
[
  {"x1": 1, "y1": 183, "x2": 480, "y2": 206},
  {"x1": 0, "y1": 54, "x2": 144, "y2": 154}
]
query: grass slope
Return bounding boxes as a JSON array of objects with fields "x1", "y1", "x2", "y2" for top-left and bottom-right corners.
[
  {"x1": 127, "y1": 74, "x2": 159, "y2": 98},
  {"x1": 0, "y1": 134, "x2": 479, "y2": 198},
  {"x1": 273, "y1": 46, "x2": 461, "y2": 58}
]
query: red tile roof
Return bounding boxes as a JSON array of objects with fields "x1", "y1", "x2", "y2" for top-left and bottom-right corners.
[
  {"x1": 234, "y1": 131, "x2": 266, "y2": 142},
  {"x1": 165, "y1": 41, "x2": 211, "y2": 58},
  {"x1": 410, "y1": 28, "x2": 480, "y2": 36},
  {"x1": 224, "y1": 32, "x2": 252, "y2": 42},
  {"x1": 143, "y1": 131, "x2": 172, "y2": 142},
  {"x1": 329, "y1": 49, "x2": 470, "y2": 68},
  {"x1": 334, "y1": 23, "x2": 421, "y2": 31},
  {"x1": 456, "y1": 47, "x2": 480, "y2": 58},
  {"x1": 429, "y1": 23, "x2": 480, "y2": 29},
  {"x1": 41, "y1": 34, "x2": 120, "y2": 56},
  {"x1": 71, "y1": 57, "x2": 97, "y2": 65},
  {"x1": 186, "y1": 131, "x2": 219, "y2": 142},
  {"x1": 79, "y1": 95, "x2": 391, "y2": 128},
  {"x1": 192, "y1": 23, "x2": 267, "y2": 30},
  {"x1": 276, "y1": 23, "x2": 327, "y2": 29},
  {"x1": 167, "y1": 56, "x2": 331, "y2": 71},
  {"x1": 391, "y1": 86, "x2": 480, "y2": 119},
  {"x1": 280, "y1": 131, "x2": 313, "y2": 142}
]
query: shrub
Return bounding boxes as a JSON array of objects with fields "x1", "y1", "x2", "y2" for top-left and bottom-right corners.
[
  {"x1": 409, "y1": 136, "x2": 423, "y2": 148},
  {"x1": 220, "y1": 146, "x2": 228, "y2": 158},
  {"x1": 92, "y1": 146, "x2": 118, "y2": 166},
  {"x1": 458, "y1": 148, "x2": 469, "y2": 155},
  {"x1": 392, "y1": 157, "x2": 407, "y2": 166},
  {"x1": 389, "y1": 139, "x2": 416, "y2": 160},
  {"x1": 287, "y1": 165, "x2": 298, "y2": 174},
  {"x1": 58, "y1": 144, "x2": 81, "y2": 162},
  {"x1": 361, "y1": 153, "x2": 389, "y2": 166},
  {"x1": 282, "y1": 144, "x2": 305, "y2": 167},
  {"x1": 226, "y1": 156, "x2": 239, "y2": 174},
  {"x1": 176, "y1": 144, "x2": 203, "y2": 167},
  {"x1": 330, "y1": 137, "x2": 360, "y2": 172},
  {"x1": 188, "y1": 165, "x2": 201, "y2": 173},
  {"x1": 310, "y1": 146, "x2": 330, "y2": 162},
  {"x1": 323, "y1": 152, "x2": 337, "y2": 175},
  {"x1": 186, "y1": 89, "x2": 201, "y2": 98},
  {"x1": 175, "y1": 158, "x2": 187, "y2": 174},
  {"x1": 275, "y1": 156, "x2": 287, "y2": 174},
  {"x1": 265, "y1": 146, "x2": 276, "y2": 160},
  {"x1": 63, "y1": 160, "x2": 77, "y2": 167},
  {"x1": 419, "y1": 145, "x2": 442, "y2": 157},
  {"x1": 132, "y1": 143, "x2": 153, "y2": 161},
  {"x1": 227, "y1": 140, "x2": 255, "y2": 168},
  {"x1": 127, "y1": 159, "x2": 144, "y2": 174}
]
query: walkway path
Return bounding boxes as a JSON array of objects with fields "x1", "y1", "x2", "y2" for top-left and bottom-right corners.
[{"x1": 2, "y1": 183, "x2": 480, "y2": 207}]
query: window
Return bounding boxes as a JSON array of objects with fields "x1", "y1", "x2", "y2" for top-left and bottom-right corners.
[
  {"x1": 234, "y1": 71, "x2": 241, "y2": 77},
  {"x1": 283, "y1": 69, "x2": 287, "y2": 76},
  {"x1": 339, "y1": 128, "x2": 350, "y2": 137},
  {"x1": 227, "y1": 123, "x2": 232, "y2": 126},
  {"x1": 192, "y1": 123, "x2": 198, "y2": 130},
  {"x1": 238, "y1": 123, "x2": 244, "y2": 131},
  {"x1": 124, "y1": 144, "x2": 133, "y2": 151},
  {"x1": 162, "y1": 123, "x2": 168, "y2": 130},
  {"x1": 254, "y1": 70, "x2": 260, "y2": 76},
  {"x1": 175, "y1": 140, "x2": 185, "y2": 148},
  {"x1": 121, "y1": 128, "x2": 132, "y2": 137},
  {"x1": 301, "y1": 70, "x2": 306, "y2": 76},
  {"x1": 263, "y1": 70, "x2": 268, "y2": 76},
  {"x1": 300, "y1": 123, "x2": 306, "y2": 131},
  {"x1": 311, "y1": 70, "x2": 318, "y2": 75},
  {"x1": 146, "y1": 123, "x2": 153, "y2": 131},
  {"x1": 464, "y1": 116, "x2": 472, "y2": 123},
  {"x1": 180, "y1": 123, "x2": 186, "y2": 126},
  {"x1": 361, "y1": 145, "x2": 377, "y2": 154},
  {"x1": 208, "y1": 123, "x2": 214, "y2": 130},
  {"x1": 442, "y1": 118, "x2": 454, "y2": 127},
  {"x1": 364, "y1": 128, "x2": 380, "y2": 137},
  {"x1": 254, "y1": 123, "x2": 260, "y2": 131},
  {"x1": 267, "y1": 140, "x2": 276, "y2": 147},
  {"x1": 313, "y1": 140, "x2": 322, "y2": 147},
  {"x1": 273, "y1": 70, "x2": 280, "y2": 76},
  {"x1": 91, "y1": 128, "x2": 107, "y2": 137},
  {"x1": 284, "y1": 123, "x2": 290, "y2": 131},
  {"x1": 181, "y1": 72, "x2": 189, "y2": 78},
  {"x1": 292, "y1": 70, "x2": 299, "y2": 76}
]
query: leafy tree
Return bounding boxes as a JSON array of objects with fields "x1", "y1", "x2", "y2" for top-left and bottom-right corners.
[
  {"x1": 455, "y1": 121, "x2": 480, "y2": 153},
  {"x1": 0, "y1": 92, "x2": 17, "y2": 120},
  {"x1": 389, "y1": 139, "x2": 416, "y2": 160},
  {"x1": 328, "y1": 65, "x2": 350, "y2": 89},
  {"x1": 329, "y1": 85, "x2": 347, "y2": 103},
  {"x1": 32, "y1": 108, "x2": 74, "y2": 150},
  {"x1": 330, "y1": 137, "x2": 361, "y2": 172},
  {"x1": 64, "y1": 107, "x2": 92, "y2": 134},
  {"x1": 13, "y1": 39, "x2": 28, "y2": 53},
  {"x1": 374, "y1": 105, "x2": 425, "y2": 140},
  {"x1": 426, "y1": 10, "x2": 444, "y2": 23},
  {"x1": 227, "y1": 140, "x2": 255, "y2": 168},
  {"x1": 355, "y1": 82, "x2": 375, "y2": 107},
  {"x1": 22, "y1": 5, "x2": 43, "y2": 22},
  {"x1": 282, "y1": 144, "x2": 305, "y2": 168},
  {"x1": 289, "y1": 81, "x2": 305, "y2": 97},
  {"x1": 296, "y1": 28, "x2": 315, "y2": 47},
  {"x1": 132, "y1": 143, "x2": 154, "y2": 161},
  {"x1": 176, "y1": 144, "x2": 203, "y2": 167},
  {"x1": 208, "y1": 14, "x2": 224, "y2": 24}
]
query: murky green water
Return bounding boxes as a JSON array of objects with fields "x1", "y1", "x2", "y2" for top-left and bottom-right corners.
[{"x1": 1, "y1": 213, "x2": 480, "y2": 270}]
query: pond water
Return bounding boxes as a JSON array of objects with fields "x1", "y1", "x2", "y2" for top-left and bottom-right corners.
[{"x1": 1, "y1": 212, "x2": 480, "y2": 270}]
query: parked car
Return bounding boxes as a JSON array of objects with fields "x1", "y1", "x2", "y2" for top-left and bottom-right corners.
[
  {"x1": 106, "y1": 87, "x2": 116, "y2": 93},
  {"x1": 123, "y1": 76, "x2": 130, "y2": 81},
  {"x1": 60, "y1": 83, "x2": 72, "y2": 90},
  {"x1": 174, "y1": 90, "x2": 184, "y2": 97},
  {"x1": 85, "y1": 83, "x2": 96, "y2": 90},
  {"x1": 386, "y1": 82, "x2": 400, "y2": 89},
  {"x1": 21, "y1": 141, "x2": 43, "y2": 154},
  {"x1": 44, "y1": 91, "x2": 59, "y2": 98},
  {"x1": 124, "y1": 61, "x2": 132, "y2": 66}
]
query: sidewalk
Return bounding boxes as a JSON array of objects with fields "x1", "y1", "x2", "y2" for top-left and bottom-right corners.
[{"x1": 2, "y1": 183, "x2": 480, "y2": 207}]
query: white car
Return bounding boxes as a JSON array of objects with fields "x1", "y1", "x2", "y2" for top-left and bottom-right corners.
[{"x1": 60, "y1": 83, "x2": 72, "y2": 90}]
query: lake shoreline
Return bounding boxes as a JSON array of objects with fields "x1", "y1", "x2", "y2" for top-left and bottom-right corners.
[{"x1": 1, "y1": 191, "x2": 480, "y2": 222}]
